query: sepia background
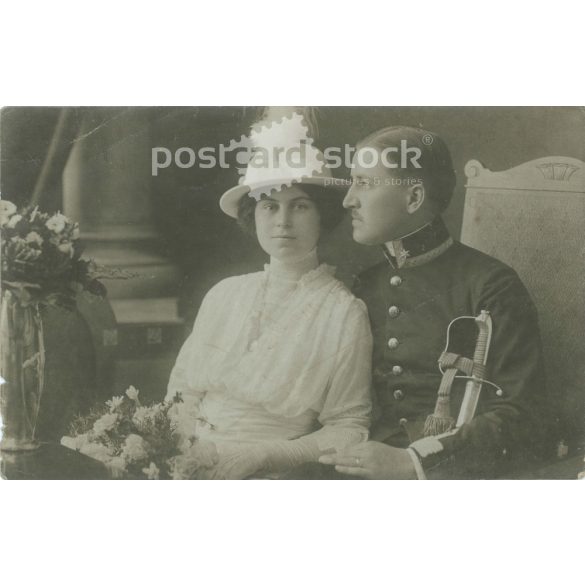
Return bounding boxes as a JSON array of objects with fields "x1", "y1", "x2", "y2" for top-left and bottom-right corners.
[{"x1": 1, "y1": 106, "x2": 584, "y2": 441}]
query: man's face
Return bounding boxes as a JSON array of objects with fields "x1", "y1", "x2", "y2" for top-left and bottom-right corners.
[{"x1": 342, "y1": 150, "x2": 413, "y2": 245}]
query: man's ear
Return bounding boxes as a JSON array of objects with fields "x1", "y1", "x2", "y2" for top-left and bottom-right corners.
[{"x1": 406, "y1": 183, "x2": 425, "y2": 214}]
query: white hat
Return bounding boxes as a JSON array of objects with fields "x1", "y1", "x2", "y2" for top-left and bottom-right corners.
[{"x1": 219, "y1": 113, "x2": 348, "y2": 218}]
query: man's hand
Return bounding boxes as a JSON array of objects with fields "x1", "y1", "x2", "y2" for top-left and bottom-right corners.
[{"x1": 319, "y1": 441, "x2": 418, "y2": 479}]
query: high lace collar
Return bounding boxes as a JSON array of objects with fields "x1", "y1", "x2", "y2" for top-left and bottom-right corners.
[{"x1": 263, "y1": 249, "x2": 335, "y2": 286}]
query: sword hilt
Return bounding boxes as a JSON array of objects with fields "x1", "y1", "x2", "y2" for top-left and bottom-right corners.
[{"x1": 456, "y1": 310, "x2": 493, "y2": 428}]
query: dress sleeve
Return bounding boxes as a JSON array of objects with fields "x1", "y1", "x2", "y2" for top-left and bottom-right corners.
[
  {"x1": 166, "y1": 281, "x2": 226, "y2": 438},
  {"x1": 253, "y1": 298, "x2": 374, "y2": 474},
  {"x1": 316, "y1": 297, "x2": 373, "y2": 447}
]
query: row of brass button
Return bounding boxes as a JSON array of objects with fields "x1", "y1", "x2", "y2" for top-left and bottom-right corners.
[{"x1": 390, "y1": 275, "x2": 403, "y2": 400}]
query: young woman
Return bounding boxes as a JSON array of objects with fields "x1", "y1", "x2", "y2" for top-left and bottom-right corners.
[{"x1": 166, "y1": 163, "x2": 372, "y2": 479}]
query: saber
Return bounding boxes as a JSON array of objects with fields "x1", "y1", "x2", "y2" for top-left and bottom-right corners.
[
  {"x1": 455, "y1": 310, "x2": 492, "y2": 427},
  {"x1": 424, "y1": 310, "x2": 495, "y2": 437}
]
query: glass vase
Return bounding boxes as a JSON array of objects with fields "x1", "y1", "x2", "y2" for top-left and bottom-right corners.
[{"x1": 0, "y1": 289, "x2": 45, "y2": 451}]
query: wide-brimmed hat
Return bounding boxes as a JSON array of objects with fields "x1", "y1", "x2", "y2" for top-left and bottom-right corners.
[
  {"x1": 219, "y1": 162, "x2": 349, "y2": 218},
  {"x1": 219, "y1": 113, "x2": 348, "y2": 218}
]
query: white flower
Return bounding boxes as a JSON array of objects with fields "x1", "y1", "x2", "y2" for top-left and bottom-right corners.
[
  {"x1": 0, "y1": 200, "x2": 17, "y2": 226},
  {"x1": 79, "y1": 441, "x2": 113, "y2": 463},
  {"x1": 132, "y1": 406, "x2": 154, "y2": 428},
  {"x1": 71, "y1": 225, "x2": 80, "y2": 240},
  {"x1": 106, "y1": 396, "x2": 124, "y2": 412},
  {"x1": 25, "y1": 231, "x2": 44, "y2": 246},
  {"x1": 122, "y1": 434, "x2": 149, "y2": 462},
  {"x1": 125, "y1": 385, "x2": 140, "y2": 402},
  {"x1": 142, "y1": 462, "x2": 160, "y2": 480},
  {"x1": 7, "y1": 214, "x2": 22, "y2": 229},
  {"x1": 45, "y1": 212, "x2": 67, "y2": 234},
  {"x1": 92, "y1": 413, "x2": 118, "y2": 436},
  {"x1": 57, "y1": 242, "x2": 74, "y2": 258}
]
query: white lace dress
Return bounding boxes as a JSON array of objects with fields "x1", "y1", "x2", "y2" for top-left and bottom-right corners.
[{"x1": 166, "y1": 262, "x2": 373, "y2": 475}]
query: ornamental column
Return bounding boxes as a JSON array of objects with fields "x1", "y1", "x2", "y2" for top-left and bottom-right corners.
[{"x1": 62, "y1": 107, "x2": 183, "y2": 402}]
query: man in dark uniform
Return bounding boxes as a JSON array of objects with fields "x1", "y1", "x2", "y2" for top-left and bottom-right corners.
[{"x1": 319, "y1": 126, "x2": 550, "y2": 479}]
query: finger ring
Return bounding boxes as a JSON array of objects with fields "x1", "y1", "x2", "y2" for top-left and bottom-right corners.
[{"x1": 355, "y1": 457, "x2": 361, "y2": 467}]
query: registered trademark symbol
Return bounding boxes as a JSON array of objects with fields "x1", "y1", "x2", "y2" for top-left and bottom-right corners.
[{"x1": 422, "y1": 134, "x2": 434, "y2": 146}]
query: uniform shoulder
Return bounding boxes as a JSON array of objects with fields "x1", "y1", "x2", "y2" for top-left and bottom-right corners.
[
  {"x1": 449, "y1": 242, "x2": 535, "y2": 309},
  {"x1": 450, "y1": 241, "x2": 520, "y2": 280}
]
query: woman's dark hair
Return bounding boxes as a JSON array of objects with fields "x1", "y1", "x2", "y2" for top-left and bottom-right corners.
[{"x1": 236, "y1": 184, "x2": 346, "y2": 238}]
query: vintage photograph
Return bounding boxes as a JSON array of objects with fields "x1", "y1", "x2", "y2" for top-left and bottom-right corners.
[{"x1": 1, "y1": 105, "x2": 584, "y2": 480}]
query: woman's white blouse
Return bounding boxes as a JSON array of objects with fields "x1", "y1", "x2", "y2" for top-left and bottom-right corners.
[{"x1": 166, "y1": 264, "x2": 373, "y2": 451}]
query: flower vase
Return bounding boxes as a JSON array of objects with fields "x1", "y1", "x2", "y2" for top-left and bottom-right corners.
[{"x1": 0, "y1": 290, "x2": 45, "y2": 451}]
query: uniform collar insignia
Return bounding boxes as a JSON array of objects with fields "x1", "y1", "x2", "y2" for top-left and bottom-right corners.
[{"x1": 382, "y1": 216, "x2": 453, "y2": 269}]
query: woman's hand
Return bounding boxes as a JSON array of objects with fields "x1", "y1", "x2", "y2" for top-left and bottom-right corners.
[
  {"x1": 319, "y1": 441, "x2": 418, "y2": 479},
  {"x1": 199, "y1": 444, "x2": 268, "y2": 480}
]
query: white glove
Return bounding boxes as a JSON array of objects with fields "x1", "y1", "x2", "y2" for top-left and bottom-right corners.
[{"x1": 197, "y1": 443, "x2": 268, "y2": 480}]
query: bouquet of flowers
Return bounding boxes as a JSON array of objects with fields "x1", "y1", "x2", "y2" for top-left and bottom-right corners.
[
  {"x1": 61, "y1": 386, "x2": 216, "y2": 479},
  {"x1": 0, "y1": 200, "x2": 133, "y2": 450},
  {"x1": 0, "y1": 200, "x2": 120, "y2": 309}
]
